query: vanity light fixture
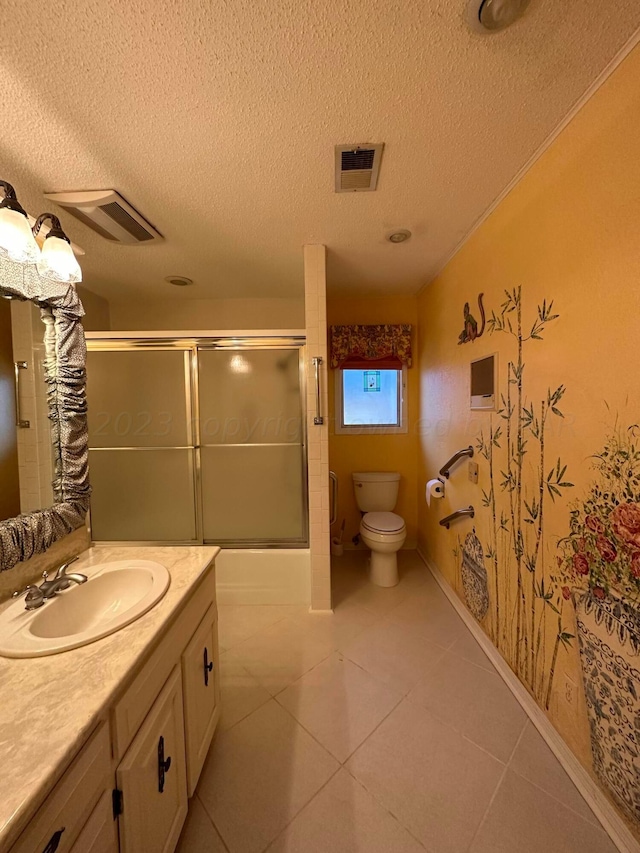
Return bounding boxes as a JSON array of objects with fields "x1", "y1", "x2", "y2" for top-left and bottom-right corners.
[
  {"x1": 0, "y1": 181, "x2": 40, "y2": 264},
  {"x1": 0, "y1": 180, "x2": 82, "y2": 283},
  {"x1": 32, "y1": 213, "x2": 82, "y2": 284}
]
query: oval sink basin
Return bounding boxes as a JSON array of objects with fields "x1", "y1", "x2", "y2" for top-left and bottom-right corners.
[{"x1": 0, "y1": 560, "x2": 170, "y2": 658}]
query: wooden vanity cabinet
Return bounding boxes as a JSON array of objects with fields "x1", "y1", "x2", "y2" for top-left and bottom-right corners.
[
  {"x1": 116, "y1": 667, "x2": 188, "y2": 853},
  {"x1": 9, "y1": 724, "x2": 115, "y2": 853},
  {"x1": 182, "y1": 603, "x2": 220, "y2": 796},
  {"x1": 9, "y1": 561, "x2": 220, "y2": 853},
  {"x1": 69, "y1": 791, "x2": 119, "y2": 853}
]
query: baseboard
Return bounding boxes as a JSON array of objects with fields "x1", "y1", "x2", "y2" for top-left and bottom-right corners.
[{"x1": 416, "y1": 547, "x2": 640, "y2": 853}]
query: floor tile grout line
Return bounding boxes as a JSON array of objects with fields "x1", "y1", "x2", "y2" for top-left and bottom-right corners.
[
  {"x1": 398, "y1": 687, "x2": 523, "y2": 767},
  {"x1": 339, "y1": 762, "x2": 431, "y2": 852},
  {"x1": 217, "y1": 690, "x2": 272, "y2": 735},
  {"x1": 504, "y1": 722, "x2": 602, "y2": 829},
  {"x1": 272, "y1": 656, "x2": 406, "y2": 765},
  {"x1": 464, "y1": 717, "x2": 530, "y2": 852},
  {"x1": 257, "y1": 765, "x2": 343, "y2": 853},
  {"x1": 272, "y1": 690, "x2": 348, "y2": 762},
  {"x1": 507, "y1": 767, "x2": 604, "y2": 831},
  {"x1": 336, "y1": 650, "x2": 418, "y2": 699},
  {"x1": 194, "y1": 792, "x2": 232, "y2": 853},
  {"x1": 445, "y1": 640, "x2": 500, "y2": 674},
  {"x1": 269, "y1": 645, "x2": 338, "y2": 698},
  {"x1": 196, "y1": 701, "x2": 340, "y2": 853}
]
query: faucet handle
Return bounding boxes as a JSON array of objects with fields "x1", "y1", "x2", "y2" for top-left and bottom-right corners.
[
  {"x1": 12, "y1": 584, "x2": 39, "y2": 599},
  {"x1": 54, "y1": 556, "x2": 79, "y2": 580}
]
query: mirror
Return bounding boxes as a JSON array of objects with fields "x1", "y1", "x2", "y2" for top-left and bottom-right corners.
[
  {"x1": 0, "y1": 255, "x2": 90, "y2": 573},
  {"x1": 0, "y1": 298, "x2": 20, "y2": 520},
  {"x1": 1, "y1": 299, "x2": 57, "y2": 519}
]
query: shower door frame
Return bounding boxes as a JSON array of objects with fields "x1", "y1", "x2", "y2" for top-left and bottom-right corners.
[{"x1": 86, "y1": 333, "x2": 309, "y2": 549}]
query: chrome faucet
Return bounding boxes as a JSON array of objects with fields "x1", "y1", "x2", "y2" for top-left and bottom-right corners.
[{"x1": 12, "y1": 556, "x2": 88, "y2": 610}]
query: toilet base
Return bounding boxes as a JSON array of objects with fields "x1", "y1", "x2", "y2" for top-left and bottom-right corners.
[{"x1": 369, "y1": 551, "x2": 399, "y2": 587}]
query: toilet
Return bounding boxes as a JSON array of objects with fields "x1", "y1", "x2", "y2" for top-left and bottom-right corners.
[{"x1": 352, "y1": 472, "x2": 407, "y2": 587}]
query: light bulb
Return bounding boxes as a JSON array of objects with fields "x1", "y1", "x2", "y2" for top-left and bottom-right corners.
[
  {"x1": 37, "y1": 235, "x2": 82, "y2": 283},
  {"x1": 229, "y1": 354, "x2": 251, "y2": 374},
  {"x1": 0, "y1": 207, "x2": 40, "y2": 264}
]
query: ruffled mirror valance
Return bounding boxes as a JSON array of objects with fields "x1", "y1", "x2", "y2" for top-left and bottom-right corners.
[{"x1": 329, "y1": 324, "x2": 412, "y2": 369}]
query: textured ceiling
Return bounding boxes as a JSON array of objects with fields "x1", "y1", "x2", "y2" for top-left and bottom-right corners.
[{"x1": 1, "y1": 0, "x2": 640, "y2": 301}]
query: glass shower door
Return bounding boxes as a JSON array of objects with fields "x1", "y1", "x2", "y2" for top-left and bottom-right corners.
[
  {"x1": 86, "y1": 347, "x2": 197, "y2": 542},
  {"x1": 198, "y1": 347, "x2": 307, "y2": 544}
]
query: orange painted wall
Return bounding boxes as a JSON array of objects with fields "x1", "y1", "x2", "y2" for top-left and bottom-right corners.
[
  {"x1": 417, "y1": 43, "x2": 640, "y2": 835},
  {"x1": 327, "y1": 296, "x2": 419, "y2": 548}
]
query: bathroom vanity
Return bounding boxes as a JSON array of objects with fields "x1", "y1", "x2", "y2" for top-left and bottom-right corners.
[{"x1": 0, "y1": 545, "x2": 220, "y2": 853}]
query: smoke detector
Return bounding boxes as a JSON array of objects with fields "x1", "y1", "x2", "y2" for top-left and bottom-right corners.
[
  {"x1": 43, "y1": 189, "x2": 163, "y2": 244},
  {"x1": 335, "y1": 144, "x2": 384, "y2": 192},
  {"x1": 466, "y1": 0, "x2": 531, "y2": 33},
  {"x1": 165, "y1": 275, "x2": 194, "y2": 287}
]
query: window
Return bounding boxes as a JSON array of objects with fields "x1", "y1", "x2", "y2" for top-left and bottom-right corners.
[{"x1": 335, "y1": 367, "x2": 407, "y2": 434}]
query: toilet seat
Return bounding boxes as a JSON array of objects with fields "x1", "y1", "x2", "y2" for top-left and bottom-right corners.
[{"x1": 362, "y1": 511, "x2": 405, "y2": 534}]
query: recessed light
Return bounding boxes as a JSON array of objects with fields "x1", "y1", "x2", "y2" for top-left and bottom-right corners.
[
  {"x1": 165, "y1": 275, "x2": 194, "y2": 287},
  {"x1": 387, "y1": 230, "x2": 412, "y2": 244},
  {"x1": 466, "y1": 0, "x2": 531, "y2": 33}
]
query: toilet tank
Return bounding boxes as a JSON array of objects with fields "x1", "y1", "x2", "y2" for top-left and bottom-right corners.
[{"x1": 352, "y1": 472, "x2": 401, "y2": 512}]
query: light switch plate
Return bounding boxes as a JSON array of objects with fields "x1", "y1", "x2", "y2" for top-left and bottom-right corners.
[{"x1": 468, "y1": 461, "x2": 479, "y2": 484}]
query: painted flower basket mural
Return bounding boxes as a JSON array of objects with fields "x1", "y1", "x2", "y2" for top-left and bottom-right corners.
[
  {"x1": 559, "y1": 424, "x2": 640, "y2": 823},
  {"x1": 476, "y1": 287, "x2": 575, "y2": 708}
]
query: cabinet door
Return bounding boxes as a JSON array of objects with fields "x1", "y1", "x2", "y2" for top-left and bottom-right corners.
[
  {"x1": 69, "y1": 790, "x2": 118, "y2": 853},
  {"x1": 10, "y1": 724, "x2": 111, "y2": 853},
  {"x1": 182, "y1": 603, "x2": 221, "y2": 795},
  {"x1": 117, "y1": 666, "x2": 188, "y2": 853}
]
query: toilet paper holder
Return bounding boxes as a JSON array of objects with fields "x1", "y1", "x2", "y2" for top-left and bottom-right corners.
[{"x1": 426, "y1": 478, "x2": 445, "y2": 506}]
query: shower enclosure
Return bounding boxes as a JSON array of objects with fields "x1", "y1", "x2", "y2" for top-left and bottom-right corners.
[{"x1": 85, "y1": 335, "x2": 308, "y2": 548}]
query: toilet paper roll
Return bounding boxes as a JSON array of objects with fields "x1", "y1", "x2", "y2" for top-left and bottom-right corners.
[{"x1": 426, "y1": 478, "x2": 445, "y2": 506}]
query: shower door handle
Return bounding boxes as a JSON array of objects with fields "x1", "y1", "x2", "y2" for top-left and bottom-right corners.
[
  {"x1": 312, "y1": 357, "x2": 324, "y2": 425},
  {"x1": 14, "y1": 361, "x2": 30, "y2": 428},
  {"x1": 329, "y1": 471, "x2": 338, "y2": 525}
]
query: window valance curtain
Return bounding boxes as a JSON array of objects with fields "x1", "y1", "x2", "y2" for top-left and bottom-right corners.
[{"x1": 329, "y1": 324, "x2": 413, "y2": 369}]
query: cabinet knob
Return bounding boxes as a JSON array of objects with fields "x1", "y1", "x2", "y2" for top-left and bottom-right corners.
[
  {"x1": 204, "y1": 647, "x2": 214, "y2": 687},
  {"x1": 158, "y1": 735, "x2": 172, "y2": 793}
]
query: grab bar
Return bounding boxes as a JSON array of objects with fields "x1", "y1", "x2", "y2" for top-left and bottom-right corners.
[
  {"x1": 439, "y1": 446, "x2": 474, "y2": 479},
  {"x1": 312, "y1": 356, "x2": 324, "y2": 425},
  {"x1": 329, "y1": 471, "x2": 338, "y2": 525},
  {"x1": 439, "y1": 506, "x2": 475, "y2": 529},
  {"x1": 13, "y1": 361, "x2": 30, "y2": 428}
]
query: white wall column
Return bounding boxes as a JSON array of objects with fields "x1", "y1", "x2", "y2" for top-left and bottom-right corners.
[{"x1": 304, "y1": 244, "x2": 331, "y2": 610}]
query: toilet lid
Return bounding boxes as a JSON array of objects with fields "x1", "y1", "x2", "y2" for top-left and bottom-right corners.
[{"x1": 362, "y1": 512, "x2": 405, "y2": 533}]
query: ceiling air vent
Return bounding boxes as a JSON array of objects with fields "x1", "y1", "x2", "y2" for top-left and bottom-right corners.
[
  {"x1": 42, "y1": 190, "x2": 163, "y2": 244},
  {"x1": 335, "y1": 143, "x2": 384, "y2": 192}
]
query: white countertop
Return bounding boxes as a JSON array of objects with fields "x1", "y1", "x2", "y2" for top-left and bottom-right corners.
[{"x1": 0, "y1": 544, "x2": 219, "y2": 850}]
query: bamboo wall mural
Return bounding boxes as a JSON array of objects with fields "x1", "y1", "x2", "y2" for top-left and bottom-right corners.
[
  {"x1": 475, "y1": 286, "x2": 575, "y2": 707},
  {"x1": 419, "y1": 46, "x2": 640, "y2": 838}
]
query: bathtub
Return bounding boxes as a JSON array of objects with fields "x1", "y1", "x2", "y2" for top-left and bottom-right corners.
[{"x1": 214, "y1": 548, "x2": 311, "y2": 605}]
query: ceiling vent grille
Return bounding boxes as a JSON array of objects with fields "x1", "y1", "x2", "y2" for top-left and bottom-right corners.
[
  {"x1": 335, "y1": 143, "x2": 384, "y2": 192},
  {"x1": 42, "y1": 189, "x2": 163, "y2": 244}
]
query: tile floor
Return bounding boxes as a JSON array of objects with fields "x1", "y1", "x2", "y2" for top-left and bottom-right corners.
[{"x1": 176, "y1": 550, "x2": 618, "y2": 853}]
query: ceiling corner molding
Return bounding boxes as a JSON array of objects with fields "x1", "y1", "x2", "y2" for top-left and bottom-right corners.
[{"x1": 417, "y1": 24, "x2": 640, "y2": 297}]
